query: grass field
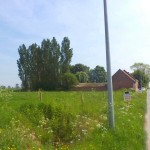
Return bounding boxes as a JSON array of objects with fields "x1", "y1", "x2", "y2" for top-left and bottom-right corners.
[{"x1": 0, "y1": 89, "x2": 146, "y2": 150}]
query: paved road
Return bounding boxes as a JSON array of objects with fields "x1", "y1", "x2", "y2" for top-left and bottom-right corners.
[{"x1": 145, "y1": 89, "x2": 150, "y2": 150}]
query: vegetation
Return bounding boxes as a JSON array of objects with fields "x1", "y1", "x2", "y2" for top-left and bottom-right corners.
[
  {"x1": 17, "y1": 38, "x2": 107, "y2": 91},
  {"x1": 17, "y1": 37, "x2": 73, "y2": 91},
  {"x1": 132, "y1": 70, "x2": 149, "y2": 88},
  {"x1": 75, "y1": 71, "x2": 89, "y2": 83},
  {"x1": 130, "y1": 62, "x2": 150, "y2": 88},
  {"x1": 0, "y1": 89, "x2": 146, "y2": 149},
  {"x1": 62, "y1": 72, "x2": 78, "y2": 90},
  {"x1": 70, "y1": 63, "x2": 90, "y2": 75},
  {"x1": 70, "y1": 64, "x2": 107, "y2": 83},
  {"x1": 88, "y1": 66, "x2": 106, "y2": 83}
]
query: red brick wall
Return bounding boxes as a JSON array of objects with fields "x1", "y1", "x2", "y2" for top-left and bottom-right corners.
[
  {"x1": 112, "y1": 69, "x2": 137, "y2": 90},
  {"x1": 72, "y1": 84, "x2": 107, "y2": 91}
]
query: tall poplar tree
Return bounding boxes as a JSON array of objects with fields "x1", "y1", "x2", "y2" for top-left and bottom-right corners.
[
  {"x1": 28, "y1": 43, "x2": 41, "y2": 90},
  {"x1": 17, "y1": 44, "x2": 30, "y2": 90},
  {"x1": 50, "y1": 37, "x2": 60, "y2": 89},
  {"x1": 60, "y1": 37, "x2": 73, "y2": 74},
  {"x1": 41, "y1": 39, "x2": 52, "y2": 89}
]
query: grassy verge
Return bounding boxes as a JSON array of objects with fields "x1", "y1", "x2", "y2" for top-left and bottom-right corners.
[{"x1": 0, "y1": 89, "x2": 146, "y2": 149}]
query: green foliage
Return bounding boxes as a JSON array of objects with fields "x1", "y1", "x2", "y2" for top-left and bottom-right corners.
[
  {"x1": 0, "y1": 88, "x2": 13, "y2": 103},
  {"x1": 70, "y1": 64, "x2": 107, "y2": 83},
  {"x1": 60, "y1": 37, "x2": 73, "y2": 74},
  {"x1": 70, "y1": 63, "x2": 90, "y2": 74},
  {"x1": 130, "y1": 62, "x2": 150, "y2": 72},
  {"x1": 38, "y1": 103, "x2": 53, "y2": 120},
  {"x1": 17, "y1": 44, "x2": 29, "y2": 90},
  {"x1": 18, "y1": 102, "x2": 76, "y2": 147},
  {"x1": 51, "y1": 107, "x2": 75, "y2": 144},
  {"x1": 75, "y1": 71, "x2": 89, "y2": 83},
  {"x1": 62, "y1": 73, "x2": 78, "y2": 90},
  {"x1": 132, "y1": 70, "x2": 149, "y2": 88},
  {"x1": 17, "y1": 37, "x2": 73, "y2": 91},
  {"x1": 89, "y1": 65, "x2": 106, "y2": 83},
  {"x1": 130, "y1": 62, "x2": 150, "y2": 88},
  {"x1": 19, "y1": 103, "x2": 43, "y2": 125}
]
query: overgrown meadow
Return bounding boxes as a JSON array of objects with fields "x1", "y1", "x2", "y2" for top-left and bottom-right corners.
[{"x1": 0, "y1": 89, "x2": 146, "y2": 150}]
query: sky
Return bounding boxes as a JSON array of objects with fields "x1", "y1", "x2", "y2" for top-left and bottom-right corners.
[{"x1": 0, "y1": 0, "x2": 150, "y2": 87}]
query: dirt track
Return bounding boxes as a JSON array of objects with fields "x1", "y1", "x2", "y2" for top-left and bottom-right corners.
[{"x1": 145, "y1": 89, "x2": 150, "y2": 150}]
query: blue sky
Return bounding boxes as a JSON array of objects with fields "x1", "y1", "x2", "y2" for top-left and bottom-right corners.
[{"x1": 0, "y1": 0, "x2": 150, "y2": 87}]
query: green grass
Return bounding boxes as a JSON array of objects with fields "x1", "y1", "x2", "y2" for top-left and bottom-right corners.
[{"x1": 0, "y1": 89, "x2": 146, "y2": 150}]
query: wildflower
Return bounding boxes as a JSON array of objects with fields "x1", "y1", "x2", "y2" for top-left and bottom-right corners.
[
  {"x1": 48, "y1": 130, "x2": 53, "y2": 133},
  {"x1": 70, "y1": 141, "x2": 73, "y2": 144},
  {"x1": 76, "y1": 115, "x2": 80, "y2": 118},
  {"x1": 85, "y1": 121, "x2": 89, "y2": 125},
  {"x1": 88, "y1": 118, "x2": 92, "y2": 121},
  {"x1": 96, "y1": 123, "x2": 101, "y2": 128},
  {"x1": 82, "y1": 129, "x2": 87, "y2": 135},
  {"x1": 94, "y1": 120, "x2": 98, "y2": 123},
  {"x1": 90, "y1": 127, "x2": 94, "y2": 130}
]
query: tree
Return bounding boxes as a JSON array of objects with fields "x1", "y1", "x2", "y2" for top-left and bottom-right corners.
[
  {"x1": 70, "y1": 63, "x2": 90, "y2": 74},
  {"x1": 89, "y1": 66, "x2": 106, "y2": 83},
  {"x1": 17, "y1": 37, "x2": 73, "y2": 91},
  {"x1": 60, "y1": 37, "x2": 73, "y2": 74},
  {"x1": 130, "y1": 62, "x2": 150, "y2": 88},
  {"x1": 15, "y1": 84, "x2": 20, "y2": 89},
  {"x1": 28, "y1": 43, "x2": 41, "y2": 90},
  {"x1": 40, "y1": 39, "x2": 52, "y2": 90},
  {"x1": 130, "y1": 62, "x2": 150, "y2": 74},
  {"x1": 17, "y1": 44, "x2": 30, "y2": 90},
  {"x1": 62, "y1": 73, "x2": 78, "y2": 90},
  {"x1": 75, "y1": 71, "x2": 89, "y2": 83},
  {"x1": 49, "y1": 37, "x2": 61, "y2": 89},
  {"x1": 132, "y1": 70, "x2": 149, "y2": 88}
]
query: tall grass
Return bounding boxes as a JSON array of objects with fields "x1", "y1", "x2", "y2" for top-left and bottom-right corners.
[{"x1": 0, "y1": 89, "x2": 146, "y2": 149}]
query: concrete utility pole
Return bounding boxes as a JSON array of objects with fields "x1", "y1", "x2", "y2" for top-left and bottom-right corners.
[{"x1": 103, "y1": 0, "x2": 115, "y2": 128}]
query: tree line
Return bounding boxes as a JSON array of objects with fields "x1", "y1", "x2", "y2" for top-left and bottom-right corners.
[
  {"x1": 130, "y1": 62, "x2": 150, "y2": 88},
  {"x1": 17, "y1": 37, "x2": 107, "y2": 91},
  {"x1": 17, "y1": 37, "x2": 73, "y2": 90}
]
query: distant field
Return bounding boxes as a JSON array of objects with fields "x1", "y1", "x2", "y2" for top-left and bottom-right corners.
[{"x1": 0, "y1": 90, "x2": 146, "y2": 149}]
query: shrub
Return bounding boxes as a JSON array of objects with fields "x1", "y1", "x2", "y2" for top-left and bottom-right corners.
[
  {"x1": 19, "y1": 103, "x2": 42, "y2": 125},
  {"x1": 0, "y1": 88, "x2": 13, "y2": 103},
  {"x1": 62, "y1": 73, "x2": 78, "y2": 90},
  {"x1": 51, "y1": 107, "x2": 75, "y2": 144},
  {"x1": 75, "y1": 71, "x2": 89, "y2": 83},
  {"x1": 38, "y1": 103, "x2": 53, "y2": 120}
]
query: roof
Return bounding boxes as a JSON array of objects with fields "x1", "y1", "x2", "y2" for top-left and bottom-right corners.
[
  {"x1": 122, "y1": 70, "x2": 137, "y2": 81},
  {"x1": 113, "y1": 69, "x2": 137, "y2": 82}
]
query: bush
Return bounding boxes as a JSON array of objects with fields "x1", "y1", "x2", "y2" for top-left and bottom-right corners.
[
  {"x1": 19, "y1": 103, "x2": 42, "y2": 125},
  {"x1": 38, "y1": 103, "x2": 53, "y2": 120},
  {"x1": 51, "y1": 107, "x2": 75, "y2": 144},
  {"x1": 75, "y1": 71, "x2": 89, "y2": 83},
  {"x1": 0, "y1": 88, "x2": 13, "y2": 103},
  {"x1": 62, "y1": 73, "x2": 78, "y2": 90}
]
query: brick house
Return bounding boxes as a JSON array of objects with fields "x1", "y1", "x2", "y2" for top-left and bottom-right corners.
[{"x1": 112, "y1": 69, "x2": 138, "y2": 91}]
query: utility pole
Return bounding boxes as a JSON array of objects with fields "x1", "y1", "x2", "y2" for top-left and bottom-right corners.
[{"x1": 103, "y1": 0, "x2": 115, "y2": 128}]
